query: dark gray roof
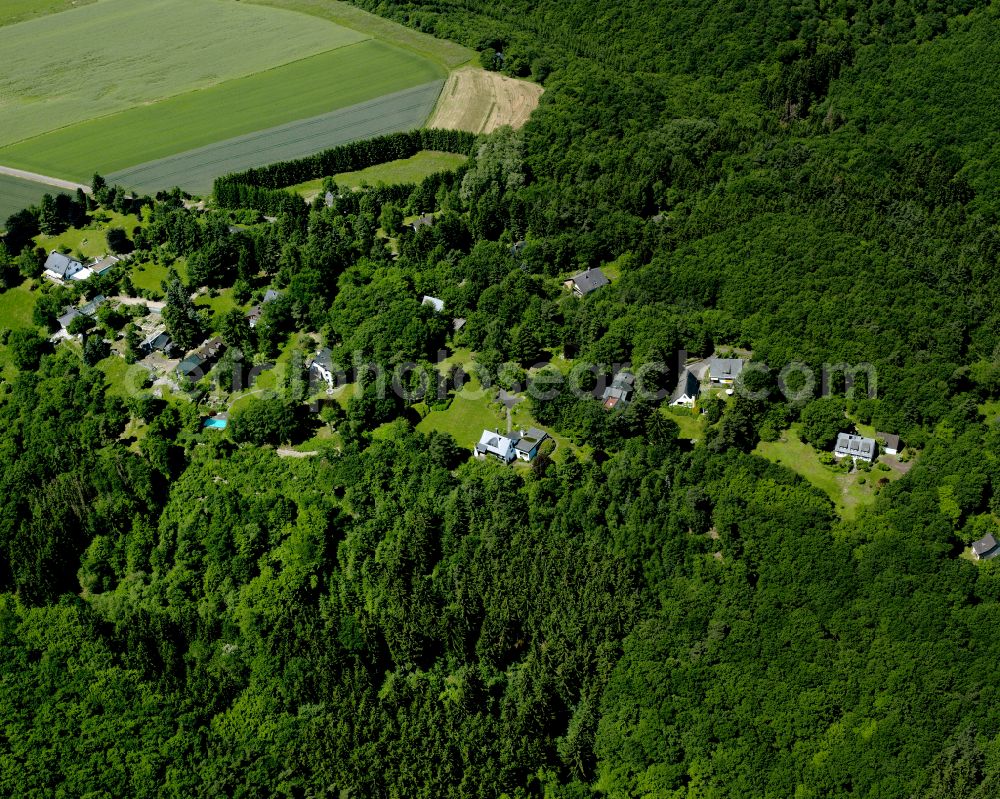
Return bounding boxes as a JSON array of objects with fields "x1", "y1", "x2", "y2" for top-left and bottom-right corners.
[
  {"x1": 709, "y1": 358, "x2": 745, "y2": 381},
  {"x1": 973, "y1": 534, "x2": 999, "y2": 557},
  {"x1": 513, "y1": 427, "x2": 548, "y2": 453},
  {"x1": 57, "y1": 308, "x2": 81, "y2": 330},
  {"x1": 177, "y1": 354, "x2": 204, "y2": 377},
  {"x1": 262, "y1": 289, "x2": 281, "y2": 304},
  {"x1": 79, "y1": 295, "x2": 106, "y2": 317},
  {"x1": 569, "y1": 267, "x2": 610, "y2": 295},
  {"x1": 44, "y1": 251, "x2": 83, "y2": 277},
  {"x1": 411, "y1": 214, "x2": 435, "y2": 230},
  {"x1": 311, "y1": 348, "x2": 335, "y2": 372},
  {"x1": 671, "y1": 369, "x2": 700, "y2": 402},
  {"x1": 877, "y1": 432, "x2": 901, "y2": 450}
]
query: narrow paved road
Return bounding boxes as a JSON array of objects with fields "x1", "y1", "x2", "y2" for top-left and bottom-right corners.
[{"x1": 0, "y1": 164, "x2": 90, "y2": 193}]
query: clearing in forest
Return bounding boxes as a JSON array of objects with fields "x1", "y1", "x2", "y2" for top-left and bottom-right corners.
[{"x1": 427, "y1": 67, "x2": 544, "y2": 134}]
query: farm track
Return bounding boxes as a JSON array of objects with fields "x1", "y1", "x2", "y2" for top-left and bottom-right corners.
[{"x1": 0, "y1": 165, "x2": 89, "y2": 193}]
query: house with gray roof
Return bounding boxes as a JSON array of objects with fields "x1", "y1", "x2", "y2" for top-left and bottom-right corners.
[
  {"x1": 247, "y1": 289, "x2": 282, "y2": 328},
  {"x1": 973, "y1": 534, "x2": 1000, "y2": 560},
  {"x1": 877, "y1": 432, "x2": 901, "y2": 455},
  {"x1": 670, "y1": 369, "x2": 701, "y2": 407},
  {"x1": 410, "y1": 214, "x2": 435, "y2": 231},
  {"x1": 176, "y1": 354, "x2": 204, "y2": 380},
  {"x1": 602, "y1": 370, "x2": 636, "y2": 410},
  {"x1": 43, "y1": 252, "x2": 84, "y2": 282},
  {"x1": 422, "y1": 295, "x2": 445, "y2": 313},
  {"x1": 475, "y1": 429, "x2": 518, "y2": 463},
  {"x1": 309, "y1": 348, "x2": 338, "y2": 389},
  {"x1": 56, "y1": 295, "x2": 107, "y2": 331},
  {"x1": 140, "y1": 329, "x2": 173, "y2": 356},
  {"x1": 834, "y1": 433, "x2": 876, "y2": 462},
  {"x1": 513, "y1": 427, "x2": 549, "y2": 462},
  {"x1": 564, "y1": 267, "x2": 610, "y2": 298},
  {"x1": 709, "y1": 358, "x2": 745, "y2": 384}
]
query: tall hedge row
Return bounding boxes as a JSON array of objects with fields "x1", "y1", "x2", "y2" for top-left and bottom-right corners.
[{"x1": 213, "y1": 129, "x2": 476, "y2": 213}]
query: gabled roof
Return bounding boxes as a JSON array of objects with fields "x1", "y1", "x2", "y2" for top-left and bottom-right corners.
[
  {"x1": 89, "y1": 255, "x2": 118, "y2": 274},
  {"x1": 262, "y1": 289, "x2": 281, "y2": 304},
  {"x1": 310, "y1": 347, "x2": 335, "y2": 373},
  {"x1": 568, "y1": 267, "x2": 610, "y2": 295},
  {"x1": 422, "y1": 295, "x2": 445, "y2": 313},
  {"x1": 835, "y1": 433, "x2": 876, "y2": 457},
  {"x1": 877, "y1": 432, "x2": 901, "y2": 450},
  {"x1": 177, "y1": 354, "x2": 204, "y2": 377},
  {"x1": 411, "y1": 214, "x2": 435, "y2": 230},
  {"x1": 671, "y1": 369, "x2": 700, "y2": 403},
  {"x1": 79, "y1": 295, "x2": 106, "y2": 317},
  {"x1": 973, "y1": 534, "x2": 999, "y2": 557},
  {"x1": 475, "y1": 429, "x2": 516, "y2": 459},
  {"x1": 44, "y1": 251, "x2": 83, "y2": 277},
  {"x1": 57, "y1": 308, "x2": 81, "y2": 330}
]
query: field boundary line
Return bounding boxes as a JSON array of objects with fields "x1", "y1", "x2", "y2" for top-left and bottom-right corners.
[{"x1": 0, "y1": 165, "x2": 89, "y2": 193}]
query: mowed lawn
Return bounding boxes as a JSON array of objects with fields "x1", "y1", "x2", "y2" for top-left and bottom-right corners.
[
  {"x1": 0, "y1": 280, "x2": 41, "y2": 379},
  {"x1": 291, "y1": 151, "x2": 468, "y2": 196},
  {"x1": 0, "y1": 174, "x2": 69, "y2": 225},
  {"x1": 0, "y1": 43, "x2": 446, "y2": 183},
  {"x1": 416, "y1": 375, "x2": 505, "y2": 448},
  {"x1": 0, "y1": 0, "x2": 363, "y2": 147}
]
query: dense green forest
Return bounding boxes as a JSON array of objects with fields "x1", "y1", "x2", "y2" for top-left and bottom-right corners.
[{"x1": 3, "y1": 0, "x2": 1000, "y2": 796}]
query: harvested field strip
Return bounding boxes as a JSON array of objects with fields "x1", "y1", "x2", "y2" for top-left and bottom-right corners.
[
  {"x1": 0, "y1": 174, "x2": 68, "y2": 223},
  {"x1": 427, "y1": 67, "x2": 544, "y2": 133},
  {"x1": 108, "y1": 82, "x2": 445, "y2": 195},
  {"x1": 0, "y1": 0, "x2": 363, "y2": 147},
  {"x1": 0, "y1": 42, "x2": 446, "y2": 183}
]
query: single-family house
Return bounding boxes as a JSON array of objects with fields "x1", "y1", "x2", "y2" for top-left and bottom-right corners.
[
  {"x1": 474, "y1": 429, "x2": 518, "y2": 463},
  {"x1": 670, "y1": 369, "x2": 701, "y2": 407},
  {"x1": 199, "y1": 337, "x2": 225, "y2": 360},
  {"x1": 602, "y1": 370, "x2": 636, "y2": 410},
  {"x1": 452, "y1": 317, "x2": 467, "y2": 333},
  {"x1": 140, "y1": 329, "x2": 173, "y2": 356},
  {"x1": 247, "y1": 289, "x2": 282, "y2": 328},
  {"x1": 834, "y1": 433, "x2": 876, "y2": 462},
  {"x1": 973, "y1": 534, "x2": 1000, "y2": 561},
  {"x1": 56, "y1": 294, "x2": 107, "y2": 331},
  {"x1": 89, "y1": 255, "x2": 119, "y2": 276},
  {"x1": 877, "y1": 432, "x2": 901, "y2": 455},
  {"x1": 513, "y1": 427, "x2": 549, "y2": 462},
  {"x1": 411, "y1": 214, "x2": 435, "y2": 231},
  {"x1": 709, "y1": 357, "x2": 745, "y2": 384},
  {"x1": 324, "y1": 191, "x2": 335, "y2": 208},
  {"x1": 43, "y1": 252, "x2": 84, "y2": 282},
  {"x1": 422, "y1": 295, "x2": 445, "y2": 313},
  {"x1": 176, "y1": 354, "x2": 205, "y2": 380},
  {"x1": 564, "y1": 267, "x2": 610, "y2": 298},
  {"x1": 309, "y1": 348, "x2": 337, "y2": 389}
]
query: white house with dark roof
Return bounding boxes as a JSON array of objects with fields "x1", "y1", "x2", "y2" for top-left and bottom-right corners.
[
  {"x1": 877, "y1": 432, "x2": 901, "y2": 455},
  {"x1": 513, "y1": 427, "x2": 549, "y2": 462},
  {"x1": 709, "y1": 357, "x2": 745, "y2": 384},
  {"x1": 564, "y1": 267, "x2": 610, "y2": 298},
  {"x1": 670, "y1": 369, "x2": 701, "y2": 407},
  {"x1": 247, "y1": 288, "x2": 282, "y2": 328},
  {"x1": 973, "y1": 534, "x2": 1000, "y2": 560},
  {"x1": 475, "y1": 429, "x2": 518, "y2": 463},
  {"x1": 43, "y1": 252, "x2": 84, "y2": 282},
  {"x1": 834, "y1": 433, "x2": 876, "y2": 462},
  {"x1": 309, "y1": 348, "x2": 337, "y2": 389}
]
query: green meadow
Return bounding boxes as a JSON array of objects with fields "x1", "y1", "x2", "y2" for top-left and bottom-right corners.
[
  {"x1": 0, "y1": 0, "x2": 362, "y2": 147},
  {"x1": 0, "y1": 43, "x2": 445, "y2": 182}
]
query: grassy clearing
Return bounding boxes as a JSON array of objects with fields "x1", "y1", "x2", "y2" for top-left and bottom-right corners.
[
  {"x1": 0, "y1": 280, "x2": 42, "y2": 379},
  {"x1": 416, "y1": 373, "x2": 505, "y2": 448},
  {"x1": 0, "y1": 174, "x2": 70, "y2": 224},
  {"x1": 34, "y1": 212, "x2": 140, "y2": 260},
  {"x1": 754, "y1": 427, "x2": 901, "y2": 520},
  {"x1": 0, "y1": 0, "x2": 97, "y2": 28},
  {"x1": 196, "y1": 290, "x2": 240, "y2": 331},
  {"x1": 247, "y1": 0, "x2": 473, "y2": 69},
  {"x1": 667, "y1": 406, "x2": 707, "y2": 440},
  {"x1": 2, "y1": 44, "x2": 445, "y2": 184},
  {"x1": 0, "y1": 0, "x2": 362, "y2": 148},
  {"x1": 107, "y1": 80, "x2": 444, "y2": 195},
  {"x1": 290, "y1": 151, "x2": 468, "y2": 197}
]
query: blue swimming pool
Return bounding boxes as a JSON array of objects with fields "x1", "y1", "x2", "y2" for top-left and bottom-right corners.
[{"x1": 204, "y1": 418, "x2": 227, "y2": 429}]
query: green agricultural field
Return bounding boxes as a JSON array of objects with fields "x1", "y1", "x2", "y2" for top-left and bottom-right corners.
[
  {"x1": 0, "y1": 0, "x2": 362, "y2": 148},
  {"x1": 106, "y1": 81, "x2": 445, "y2": 195},
  {"x1": 1, "y1": 44, "x2": 445, "y2": 185},
  {"x1": 0, "y1": 175, "x2": 68, "y2": 225},
  {"x1": 247, "y1": 0, "x2": 474, "y2": 69},
  {"x1": 290, "y1": 150, "x2": 468, "y2": 197},
  {"x1": 0, "y1": 0, "x2": 96, "y2": 28}
]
